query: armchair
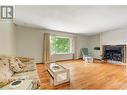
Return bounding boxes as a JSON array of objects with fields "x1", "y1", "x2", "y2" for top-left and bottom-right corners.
[{"x1": 81, "y1": 48, "x2": 93, "y2": 63}]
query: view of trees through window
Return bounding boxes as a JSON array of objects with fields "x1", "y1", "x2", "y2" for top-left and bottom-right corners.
[{"x1": 50, "y1": 36, "x2": 71, "y2": 54}]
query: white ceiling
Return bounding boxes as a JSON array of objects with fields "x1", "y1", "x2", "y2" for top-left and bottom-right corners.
[{"x1": 15, "y1": 5, "x2": 127, "y2": 35}]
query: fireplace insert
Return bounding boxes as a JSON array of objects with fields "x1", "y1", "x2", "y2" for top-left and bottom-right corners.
[{"x1": 103, "y1": 45, "x2": 126, "y2": 63}]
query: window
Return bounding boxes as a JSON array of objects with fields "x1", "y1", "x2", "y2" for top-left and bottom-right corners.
[{"x1": 50, "y1": 36, "x2": 73, "y2": 54}]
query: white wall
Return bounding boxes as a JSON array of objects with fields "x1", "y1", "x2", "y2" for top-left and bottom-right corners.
[
  {"x1": 102, "y1": 28, "x2": 127, "y2": 45},
  {"x1": 51, "y1": 53, "x2": 74, "y2": 62},
  {"x1": 15, "y1": 26, "x2": 44, "y2": 63},
  {"x1": 16, "y1": 26, "x2": 89, "y2": 63},
  {"x1": 88, "y1": 34, "x2": 101, "y2": 59},
  {"x1": 78, "y1": 35, "x2": 89, "y2": 58},
  {"x1": 0, "y1": 23, "x2": 16, "y2": 55}
]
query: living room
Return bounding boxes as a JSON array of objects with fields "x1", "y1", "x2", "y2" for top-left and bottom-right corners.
[{"x1": 1, "y1": 5, "x2": 127, "y2": 90}]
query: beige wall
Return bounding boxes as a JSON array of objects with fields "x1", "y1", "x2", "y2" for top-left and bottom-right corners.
[
  {"x1": 101, "y1": 28, "x2": 127, "y2": 45},
  {"x1": 0, "y1": 23, "x2": 16, "y2": 55},
  {"x1": 88, "y1": 34, "x2": 101, "y2": 59},
  {"x1": 15, "y1": 26, "x2": 89, "y2": 63},
  {"x1": 15, "y1": 26, "x2": 44, "y2": 63},
  {"x1": 78, "y1": 35, "x2": 89, "y2": 58}
]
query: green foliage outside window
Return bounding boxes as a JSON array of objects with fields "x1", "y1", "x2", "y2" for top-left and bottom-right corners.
[{"x1": 51, "y1": 36, "x2": 71, "y2": 54}]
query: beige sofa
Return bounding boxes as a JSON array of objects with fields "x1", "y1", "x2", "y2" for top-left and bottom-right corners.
[{"x1": 0, "y1": 55, "x2": 40, "y2": 89}]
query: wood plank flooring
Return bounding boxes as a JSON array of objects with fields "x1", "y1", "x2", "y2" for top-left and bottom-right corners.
[{"x1": 37, "y1": 59, "x2": 127, "y2": 89}]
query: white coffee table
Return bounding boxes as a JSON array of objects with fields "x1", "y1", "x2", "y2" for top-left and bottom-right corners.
[
  {"x1": 2, "y1": 80, "x2": 33, "y2": 90},
  {"x1": 46, "y1": 63, "x2": 70, "y2": 86}
]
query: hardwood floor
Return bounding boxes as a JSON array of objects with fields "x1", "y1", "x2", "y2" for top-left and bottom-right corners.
[{"x1": 37, "y1": 59, "x2": 127, "y2": 89}]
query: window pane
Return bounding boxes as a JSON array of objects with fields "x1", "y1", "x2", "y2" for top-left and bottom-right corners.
[{"x1": 55, "y1": 37, "x2": 70, "y2": 53}]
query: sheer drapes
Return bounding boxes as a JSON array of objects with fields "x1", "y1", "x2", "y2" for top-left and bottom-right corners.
[
  {"x1": 43, "y1": 33, "x2": 51, "y2": 63},
  {"x1": 73, "y1": 36, "x2": 79, "y2": 60}
]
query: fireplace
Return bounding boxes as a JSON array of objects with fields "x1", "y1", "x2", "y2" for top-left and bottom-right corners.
[{"x1": 102, "y1": 45, "x2": 126, "y2": 64}]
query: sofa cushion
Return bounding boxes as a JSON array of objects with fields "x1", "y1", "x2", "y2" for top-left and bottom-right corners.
[
  {"x1": 9, "y1": 57, "x2": 25, "y2": 73},
  {"x1": 0, "y1": 58, "x2": 14, "y2": 87},
  {"x1": 13, "y1": 70, "x2": 39, "y2": 82},
  {"x1": 22, "y1": 61, "x2": 36, "y2": 72},
  {"x1": 12, "y1": 70, "x2": 40, "y2": 89},
  {"x1": 15, "y1": 57, "x2": 26, "y2": 69}
]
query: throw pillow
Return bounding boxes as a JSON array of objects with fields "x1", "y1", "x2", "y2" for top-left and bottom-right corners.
[
  {"x1": 15, "y1": 57, "x2": 26, "y2": 69},
  {"x1": 9, "y1": 57, "x2": 24, "y2": 73}
]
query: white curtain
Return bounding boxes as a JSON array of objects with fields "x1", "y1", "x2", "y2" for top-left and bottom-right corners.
[
  {"x1": 43, "y1": 33, "x2": 51, "y2": 63},
  {"x1": 73, "y1": 36, "x2": 79, "y2": 60}
]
